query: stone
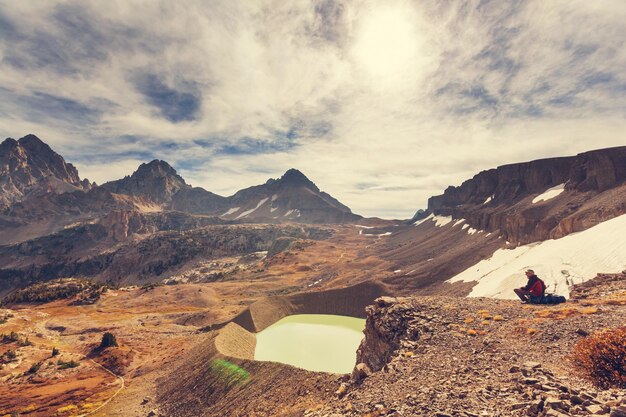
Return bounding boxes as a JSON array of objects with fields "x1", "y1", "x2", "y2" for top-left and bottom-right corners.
[
  {"x1": 611, "y1": 406, "x2": 626, "y2": 417},
  {"x1": 523, "y1": 361, "x2": 541, "y2": 369},
  {"x1": 523, "y1": 378, "x2": 540, "y2": 384},
  {"x1": 586, "y1": 404, "x2": 606, "y2": 414},
  {"x1": 576, "y1": 328, "x2": 590, "y2": 337},
  {"x1": 352, "y1": 363, "x2": 372, "y2": 383},
  {"x1": 510, "y1": 402, "x2": 531, "y2": 410},
  {"x1": 546, "y1": 410, "x2": 569, "y2": 417}
]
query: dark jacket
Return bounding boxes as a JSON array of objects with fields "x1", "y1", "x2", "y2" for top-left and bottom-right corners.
[{"x1": 524, "y1": 275, "x2": 546, "y2": 297}]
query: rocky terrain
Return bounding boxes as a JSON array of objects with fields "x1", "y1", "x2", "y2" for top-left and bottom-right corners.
[
  {"x1": 0, "y1": 137, "x2": 625, "y2": 417},
  {"x1": 304, "y1": 273, "x2": 626, "y2": 417},
  {"x1": 0, "y1": 223, "x2": 332, "y2": 293}
]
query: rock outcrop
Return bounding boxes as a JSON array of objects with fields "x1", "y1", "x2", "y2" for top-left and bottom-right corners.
[{"x1": 426, "y1": 146, "x2": 626, "y2": 244}]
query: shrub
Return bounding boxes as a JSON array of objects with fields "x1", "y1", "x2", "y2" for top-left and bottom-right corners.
[
  {"x1": 52, "y1": 347, "x2": 60, "y2": 356},
  {"x1": 571, "y1": 327, "x2": 626, "y2": 389},
  {"x1": 18, "y1": 337, "x2": 33, "y2": 347},
  {"x1": 99, "y1": 332, "x2": 118, "y2": 349},
  {"x1": 58, "y1": 359, "x2": 79, "y2": 369},
  {"x1": 27, "y1": 361, "x2": 42, "y2": 374},
  {"x1": 1, "y1": 331, "x2": 19, "y2": 344}
]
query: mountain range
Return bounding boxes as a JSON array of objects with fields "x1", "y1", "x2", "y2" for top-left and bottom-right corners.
[
  {"x1": 0, "y1": 134, "x2": 360, "y2": 245},
  {"x1": 1, "y1": 134, "x2": 625, "y2": 298}
]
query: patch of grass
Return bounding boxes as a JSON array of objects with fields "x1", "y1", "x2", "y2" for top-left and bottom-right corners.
[
  {"x1": 57, "y1": 359, "x2": 79, "y2": 369},
  {"x1": 581, "y1": 307, "x2": 599, "y2": 315},
  {"x1": 80, "y1": 402, "x2": 101, "y2": 411},
  {"x1": 492, "y1": 315, "x2": 504, "y2": 321},
  {"x1": 571, "y1": 327, "x2": 626, "y2": 389},
  {"x1": 56, "y1": 404, "x2": 79, "y2": 414},
  {"x1": 535, "y1": 307, "x2": 580, "y2": 320},
  {"x1": 463, "y1": 317, "x2": 475, "y2": 324}
]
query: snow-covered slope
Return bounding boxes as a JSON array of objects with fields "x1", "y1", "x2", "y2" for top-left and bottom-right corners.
[{"x1": 447, "y1": 214, "x2": 626, "y2": 299}]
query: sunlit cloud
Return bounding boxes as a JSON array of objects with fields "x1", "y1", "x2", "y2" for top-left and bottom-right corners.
[{"x1": 0, "y1": 0, "x2": 624, "y2": 218}]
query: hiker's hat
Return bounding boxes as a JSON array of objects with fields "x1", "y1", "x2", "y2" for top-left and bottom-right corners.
[{"x1": 525, "y1": 269, "x2": 534, "y2": 274}]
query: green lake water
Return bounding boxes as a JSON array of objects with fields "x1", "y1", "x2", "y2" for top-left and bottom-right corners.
[{"x1": 254, "y1": 314, "x2": 366, "y2": 374}]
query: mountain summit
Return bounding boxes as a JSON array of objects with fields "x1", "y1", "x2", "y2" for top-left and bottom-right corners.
[
  {"x1": 102, "y1": 159, "x2": 188, "y2": 204},
  {"x1": 0, "y1": 134, "x2": 91, "y2": 208},
  {"x1": 223, "y1": 168, "x2": 359, "y2": 223},
  {"x1": 274, "y1": 168, "x2": 319, "y2": 190}
]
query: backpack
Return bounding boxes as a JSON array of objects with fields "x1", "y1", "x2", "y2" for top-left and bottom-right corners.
[{"x1": 541, "y1": 293, "x2": 566, "y2": 304}]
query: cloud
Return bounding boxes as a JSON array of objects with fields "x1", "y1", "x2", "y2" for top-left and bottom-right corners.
[
  {"x1": 133, "y1": 73, "x2": 202, "y2": 122},
  {"x1": 0, "y1": 0, "x2": 624, "y2": 218}
]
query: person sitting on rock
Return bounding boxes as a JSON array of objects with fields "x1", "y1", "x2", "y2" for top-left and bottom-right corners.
[{"x1": 514, "y1": 269, "x2": 546, "y2": 304}]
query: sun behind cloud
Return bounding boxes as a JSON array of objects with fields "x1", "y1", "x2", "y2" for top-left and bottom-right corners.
[{"x1": 351, "y1": 2, "x2": 428, "y2": 86}]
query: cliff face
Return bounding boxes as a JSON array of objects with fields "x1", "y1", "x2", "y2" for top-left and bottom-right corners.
[
  {"x1": 355, "y1": 297, "x2": 432, "y2": 373},
  {"x1": 426, "y1": 146, "x2": 626, "y2": 244}
]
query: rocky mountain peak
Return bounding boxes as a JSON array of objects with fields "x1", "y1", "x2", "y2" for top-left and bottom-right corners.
[
  {"x1": 18, "y1": 134, "x2": 50, "y2": 151},
  {"x1": 102, "y1": 159, "x2": 188, "y2": 204},
  {"x1": 277, "y1": 168, "x2": 319, "y2": 191},
  {"x1": 0, "y1": 134, "x2": 87, "y2": 208},
  {"x1": 134, "y1": 159, "x2": 182, "y2": 180}
]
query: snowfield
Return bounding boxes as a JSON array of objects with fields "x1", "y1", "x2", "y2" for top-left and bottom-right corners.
[
  {"x1": 532, "y1": 183, "x2": 565, "y2": 204},
  {"x1": 448, "y1": 213, "x2": 626, "y2": 299}
]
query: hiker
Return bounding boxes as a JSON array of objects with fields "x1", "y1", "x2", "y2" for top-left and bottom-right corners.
[{"x1": 514, "y1": 269, "x2": 546, "y2": 304}]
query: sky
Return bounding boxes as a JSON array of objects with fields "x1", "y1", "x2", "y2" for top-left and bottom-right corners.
[{"x1": 0, "y1": 0, "x2": 625, "y2": 219}]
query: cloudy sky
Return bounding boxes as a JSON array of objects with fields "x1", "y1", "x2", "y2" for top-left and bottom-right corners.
[{"x1": 1, "y1": 0, "x2": 625, "y2": 218}]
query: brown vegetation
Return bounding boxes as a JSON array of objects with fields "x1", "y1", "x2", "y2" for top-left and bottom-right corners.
[{"x1": 571, "y1": 327, "x2": 626, "y2": 389}]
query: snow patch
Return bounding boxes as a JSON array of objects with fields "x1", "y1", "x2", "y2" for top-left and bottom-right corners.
[
  {"x1": 532, "y1": 183, "x2": 565, "y2": 204},
  {"x1": 483, "y1": 195, "x2": 493, "y2": 205},
  {"x1": 235, "y1": 198, "x2": 268, "y2": 219},
  {"x1": 270, "y1": 207, "x2": 278, "y2": 213},
  {"x1": 454, "y1": 219, "x2": 466, "y2": 227},
  {"x1": 467, "y1": 228, "x2": 477, "y2": 235},
  {"x1": 284, "y1": 209, "x2": 295, "y2": 217},
  {"x1": 448, "y1": 213, "x2": 626, "y2": 299},
  {"x1": 271, "y1": 194, "x2": 278, "y2": 201},
  {"x1": 222, "y1": 207, "x2": 240, "y2": 216},
  {"x1": 461, "y1": 224, "x2": 469, "y2": 230},
  {"x1": 414, "y1": 213, "x2": 434, "y2": 226},
  {"x1": 433, "y1": 215, "x2": 453, "y2": 227}
]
